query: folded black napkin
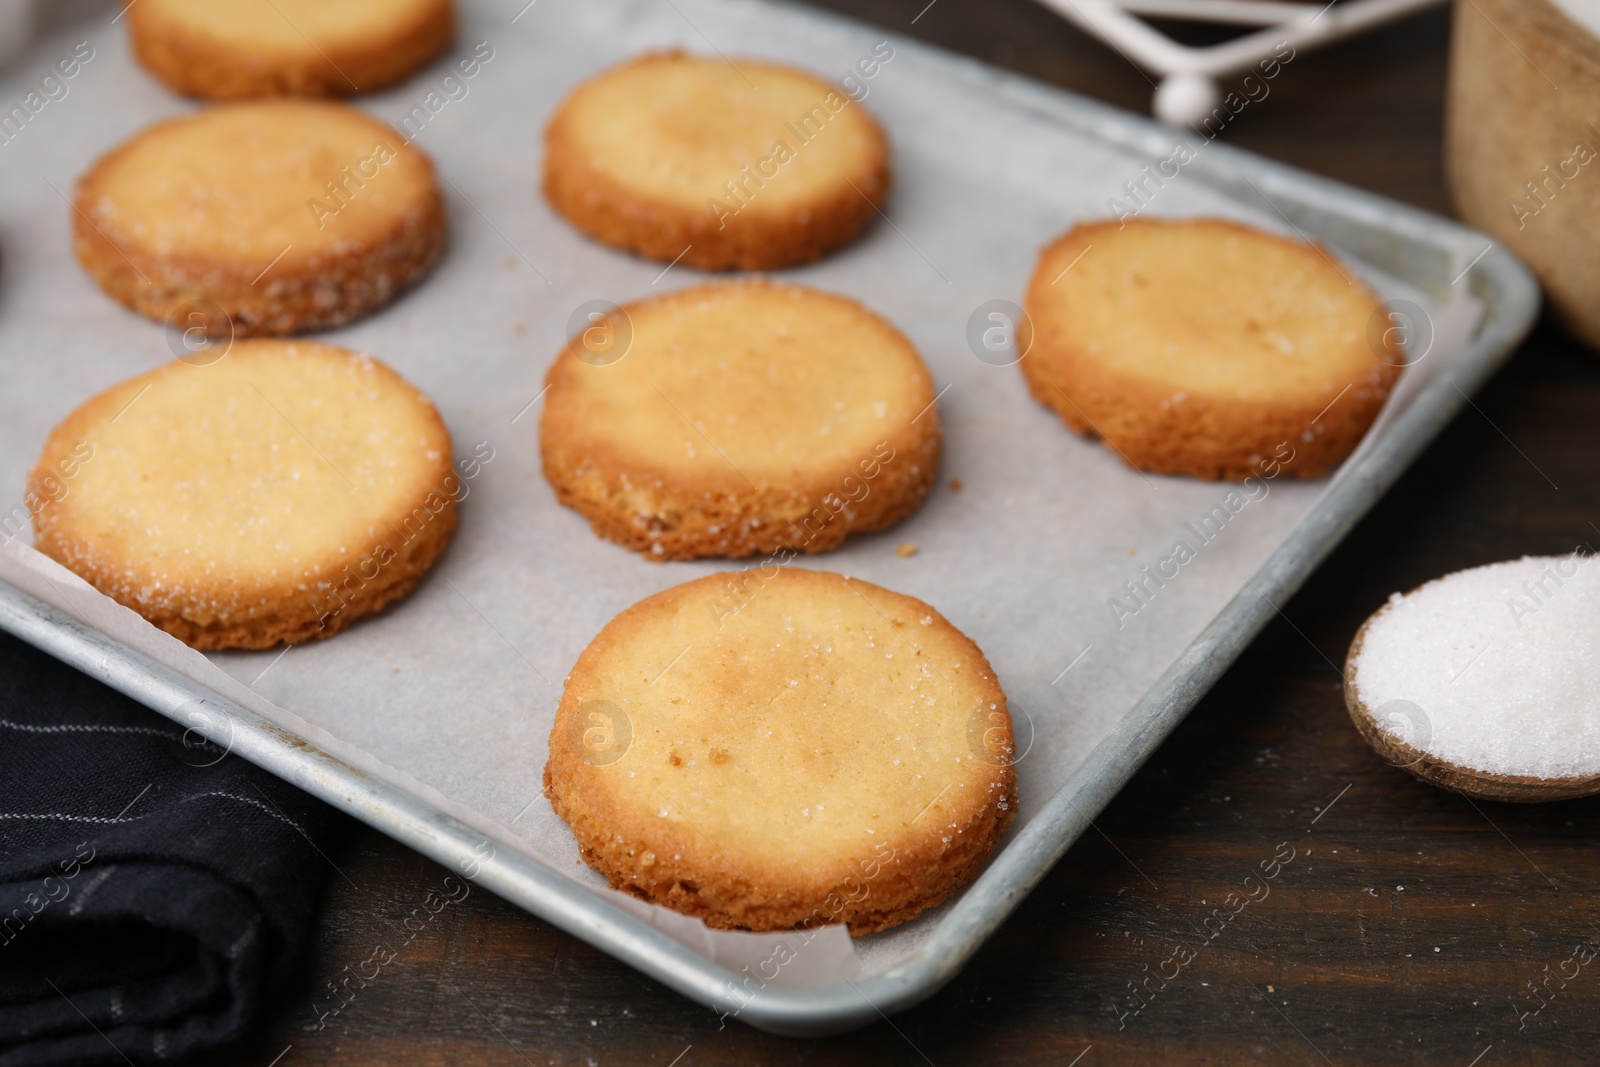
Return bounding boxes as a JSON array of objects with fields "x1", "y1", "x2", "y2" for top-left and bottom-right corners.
[{"x1": 0, "y1": 630, "x2": 345, "y2": 1066}]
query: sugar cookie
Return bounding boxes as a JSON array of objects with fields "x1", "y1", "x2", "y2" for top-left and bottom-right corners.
[
  {"x1": 544, "y1": 568, "x2": 1017, "y2": 934},
  {"x1": 128, "y1": 0, "x2": 455, "y2": 99},
  {"x1": 73, "y1": 100, "x2": 446, "y2": 337},
  {"x1": 539, "y1": 280, "x2": 939, "y2": 560},
  {"x1": 544, "y1": 52, "x2": 890, "y2": 270},
  {"x1": 1022, "y1": 218, "x2": 1400, "y2": 481},
  {"x1": 28, "y1": 340, "x2": 458, "y2": 650}
]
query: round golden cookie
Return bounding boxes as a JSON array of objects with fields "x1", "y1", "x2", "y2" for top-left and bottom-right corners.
[
  {"x1": 128, "y1": 0, "x2": 455, "y2": 99},
  {"x1": 543, "y1": 52, "x2": 891, "y2": 271},
  {"x1": 544, "y1": 568, "x2": 1017, "y2": 934},
  {"x1": 539, "y1": 280, "x2": 940, "y2": 561},
  {"x1": 73, "y1": 100, "x2": 447, "y2": 337},
  {"x1": 28, "y1": 340, "x2": 458, "y2": 651},
  {"x1": 1022, "y1": 217, "x2": 1401, "y2": 481}
]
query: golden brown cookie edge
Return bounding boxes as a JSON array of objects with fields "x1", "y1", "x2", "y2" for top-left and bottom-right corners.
[
  {"x1": 27, "y1": 344, "x2": 459, "y2": 651},
  {"x1": 71, "y1": 106, "x2": 449, "y2": 337},
  {"x1": 538, "y1": 281, "x2": 941, "y2": 560},
  {"x1": 128, "y1": 0, "x2": 457, "y2": 99},
  {"x1": 543, "y1": 569, "x2": 1018, "y2": 934},
  {"x1": 541, "y1": 52, "x2": 891, "y2": 271},
  {"x1": 1021, "y1": 217, "x2": 1400, "y2": 482}
]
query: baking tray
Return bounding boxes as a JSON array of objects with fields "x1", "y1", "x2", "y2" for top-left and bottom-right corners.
[{"x1": 0, "y1": 0, "x2": 1537, "y2": 1038}]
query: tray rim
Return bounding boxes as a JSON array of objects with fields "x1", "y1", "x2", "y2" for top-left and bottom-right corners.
[{"x1": 0, "y1": 0, "x2": 1540, "y2": 1039}]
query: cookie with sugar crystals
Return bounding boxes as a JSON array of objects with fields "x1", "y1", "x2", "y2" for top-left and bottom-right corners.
[
  {"x1": 128, "y1": 0, "x2": 456, "y2": 99},
  {"x1": 73, "y1": 100, "x2": 446, "y2": 337},
  {"x1": 544, "y1": 568, "x2": 1017, "y2": 934},
  {"x1": 1022, "y1": 217, "x2": 1401, "y2": 481},
  {"x1": 544, "y1": 51, "x2": 890, "y2": 270},
  {"x1": 539, "y1": 280, "x2": 940, "y2": 560},
  {"x1": 29, "y1": 339, "x2": 458, "y2": 650}
]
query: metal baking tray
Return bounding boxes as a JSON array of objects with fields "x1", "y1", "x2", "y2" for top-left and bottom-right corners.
[{"x1": 0, "y1": 0, "x2": 1536, "y2": 1037}]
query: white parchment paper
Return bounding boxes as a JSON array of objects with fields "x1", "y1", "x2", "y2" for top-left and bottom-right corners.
[{"x1": 0, "y1": 0, "x2": 1479, "y2": 985}]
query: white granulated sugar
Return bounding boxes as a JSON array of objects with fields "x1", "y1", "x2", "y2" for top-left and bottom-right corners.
[{"x1": 1352, "y1": 555, "x2": 1600, "y2": 779}]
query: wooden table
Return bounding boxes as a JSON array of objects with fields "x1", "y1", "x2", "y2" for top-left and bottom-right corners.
[{"x1": 220, "y1": 3, "x2": 1600, "y2": 1063}]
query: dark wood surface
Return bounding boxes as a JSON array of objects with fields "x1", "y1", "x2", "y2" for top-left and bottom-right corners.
[{"x1": 218, "y1": 3, "x2": 1600, "y2": 1064}]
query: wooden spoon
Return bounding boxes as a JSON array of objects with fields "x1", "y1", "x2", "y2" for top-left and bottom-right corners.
[{"x1": 1344, "y1": 599, "x2": 1600, "y2": 804}]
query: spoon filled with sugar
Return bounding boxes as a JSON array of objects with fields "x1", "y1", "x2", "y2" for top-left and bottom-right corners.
[{"x1": 1344, "y1": 555, "x2": 1600, "y2": 803}]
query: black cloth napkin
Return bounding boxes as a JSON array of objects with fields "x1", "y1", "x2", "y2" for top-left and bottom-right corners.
[{"x1": 0, "y1": 630, "x2": 345, "y2": 1065}]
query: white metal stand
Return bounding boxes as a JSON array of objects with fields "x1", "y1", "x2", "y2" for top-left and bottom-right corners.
[{"x1": 1032, "y1": 0, "x2": 1447, "y2": 125}]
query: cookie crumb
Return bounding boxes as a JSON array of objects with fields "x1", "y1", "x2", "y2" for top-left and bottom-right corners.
[
  {"x1": 948, "y1": 478, "x2": 963, "y2": 491},
  {"x1": 897, "y1": 542, "x2": 917, "y2": 558}
]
